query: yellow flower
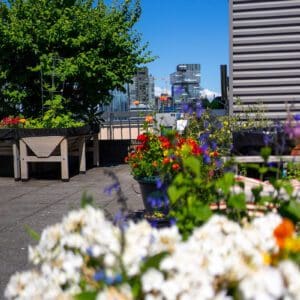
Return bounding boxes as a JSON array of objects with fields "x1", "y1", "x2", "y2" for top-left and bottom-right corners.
[
  {"x1": 284, "y1": 237, "x2": 300, "y2": 252},
  {"x1": 19, "y1": 118, "x2": 26, "y2": 124},
  {"x1": 262, "y1": 253, "x2": 271, "y2": 265}
]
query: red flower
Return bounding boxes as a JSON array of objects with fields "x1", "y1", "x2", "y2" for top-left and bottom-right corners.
[
  {"x1": 136, "y1": 144, "x2": 146, "y2": 151},
  {"x1": 137, "y1": 134, "x2": 148, "y2": 143},
  {"x1": 172, "y1": 163, "x2": 180, "y2": 171},
  {"x1": 163, "y1": 157, "x2": 171, "y2": 164},
  {"x1": 159, "y1": 136, "x2": 171, "y2": 149}
]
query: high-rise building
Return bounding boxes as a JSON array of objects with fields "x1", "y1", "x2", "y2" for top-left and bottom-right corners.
[
  {"x1": 229, "y1": 0, "x2": 300, "y2": 120},
  {"x1": 170, "y1": 64, "x2": 201, "y2": 106},
  {"x1": 128, "y1": 67, "x2": 155, "y2": 107}
]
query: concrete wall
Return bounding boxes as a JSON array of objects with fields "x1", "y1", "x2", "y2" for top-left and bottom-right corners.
[{"x1": 229, "y1": 0, "x2": 300, "y2": 120}]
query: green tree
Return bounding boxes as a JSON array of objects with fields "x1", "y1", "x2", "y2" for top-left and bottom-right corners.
[{"x1": 0, "y1": 0, "x2": 153, "y2": 122}]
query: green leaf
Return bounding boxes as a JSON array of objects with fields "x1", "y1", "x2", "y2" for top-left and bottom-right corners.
[
  {"x1": 141, "y1": 252, "x2": 169, "y2": 273},
  {"x1": 81, "y1": 192, "x2": 94, "y2": 208},
  {"x1": 228, "y1": 193, "x2": 246, "y2": 210},
  {"x1": 279, "y1": 201, "x2": 300, "y2": 222},
  {"x1": 260, "y1": 147, "x2": 271, "y2": 162},
  {"x1": 251, "y1": 185, "x2": 263, "y2": 204},
  {"x1": 167, "y1": 186, "x2": 188, "y2": 203},
  {"x1": 75, "y1": 291, "x2": 97, "y2": 300},
  {"x1": 24, "y1": 225, "x2": 40, "y2": 241},
  {"x1": 191, "y1": 204, "x2": 212, "y2": 222},
  {"x1": 183, "y1": 156, "x2": 201, "y2": 177}
]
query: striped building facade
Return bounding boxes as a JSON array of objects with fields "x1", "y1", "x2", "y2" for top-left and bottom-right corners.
[{"x1": 229, "y1": 0, "x2": 300, "y2": 120}]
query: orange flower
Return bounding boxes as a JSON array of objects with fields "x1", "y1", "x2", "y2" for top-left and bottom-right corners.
[
  {"x1": 159, "y1": 95, "x2": 168, "y2": 102},
  {"x1": 274, "y1": 219, "x2": 295, "y2": 248},
  {"x1": 145, "y1": 115, "x2": 154, "y2": 123},
  {"x1": 152, "y1": 161, "x2": 158, "y2": 167},
  {"x1": 133, "y1": 100, "x2": 139, "y2": 106}
]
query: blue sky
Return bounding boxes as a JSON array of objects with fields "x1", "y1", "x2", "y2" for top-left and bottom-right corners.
[{"x1": 135, "y1": 0, "x2": 229, "y2": 94}]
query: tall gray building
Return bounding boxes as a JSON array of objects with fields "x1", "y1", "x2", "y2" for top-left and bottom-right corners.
[
  {"x1": 229, "y1": 0, "x2": 300, "y2": 120},
  {"x1": 170, "y1": 64, "x2": 201, "y2": 106},
  {"x1": 128, "y1": 67, "x2": 155, "y2": 106}
]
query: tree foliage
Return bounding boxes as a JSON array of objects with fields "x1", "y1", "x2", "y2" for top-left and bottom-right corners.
[{"x1": 0, "y1": 0, "x2": 153, "y2": 121}]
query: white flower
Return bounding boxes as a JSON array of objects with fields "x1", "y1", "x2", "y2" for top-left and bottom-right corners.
[
  {"x1": 4, "y1": 270, "x2": 72, "y2": 300},
  {"x1": 279, "y1": 261, "x2": 300, "y2": 300},
  {"x1": 239, "y1": 266, "x2": 284, "y2": 300},
  {"x1": 142, "y1": 268, "x2": 164, "y2": 293},
  {"x1": 96, "y1": 285, "x2": 133, "y2": 300}
]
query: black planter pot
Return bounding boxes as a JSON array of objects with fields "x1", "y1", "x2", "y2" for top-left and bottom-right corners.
[{"x1": 136, "y1": 177, "x2": 169, "y2": 213}]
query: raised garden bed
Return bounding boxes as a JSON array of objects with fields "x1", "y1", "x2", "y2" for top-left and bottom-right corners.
[{"x1": 0, "y1": 125, "x2": 99, "y2": 181}]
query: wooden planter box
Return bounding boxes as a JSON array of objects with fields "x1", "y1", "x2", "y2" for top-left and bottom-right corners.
[
  {"x1": 0, "y1": 129, "x2": 20, "y2": 180},
  {"x1": 0, "y1": 126, "x2": 99, "y2": 181},
  {"x1": 232, "y1": 129, "x2": 293, "y2": 155}
]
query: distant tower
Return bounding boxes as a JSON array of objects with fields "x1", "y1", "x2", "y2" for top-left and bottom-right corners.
[
  {"x1": 229, "y1": 0, "x2": 300, "y2": 120},
  {"x1": 170, "y1": 64, "x2": 201, "y2": 108},
  {"x1": 128, "y1": 67, "x2": 154, "y2": 106}
]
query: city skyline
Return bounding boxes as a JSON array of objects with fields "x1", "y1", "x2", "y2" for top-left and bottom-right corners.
[{"x1": 136, "y1": 0, "x2": 228, "y2": 95}]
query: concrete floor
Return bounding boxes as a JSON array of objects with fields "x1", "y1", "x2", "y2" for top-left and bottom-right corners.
[{"x1": 0, "y1": 165, "x2": 143, "y2": 299}]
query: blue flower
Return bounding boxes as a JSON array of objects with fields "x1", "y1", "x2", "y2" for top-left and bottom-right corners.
[
  {"x1": 156, "y1": 178, "x2": 163, "y2": 189},
  {"x1": 203, "y1": 154, "x2": 211, "y2": 164},
  {"x1": 86, "y1": 247, "x2": 93, "y2": 257},
  {"x1": 94, "y1": 270, "x2": 105, "y2": 281}
]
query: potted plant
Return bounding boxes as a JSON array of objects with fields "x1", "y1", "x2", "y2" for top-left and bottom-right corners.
[{"x1": 125, "y1": 116, "x2": 213, "y2": 212}]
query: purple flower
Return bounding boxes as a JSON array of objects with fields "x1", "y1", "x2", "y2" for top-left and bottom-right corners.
[
  {"x1": 169, "y1": 218, "x2": 176, "y2": 226},
  {"x1": 211, "y1": 141, "x2": 217, "y2": 151},
  {"x1": 263, "y1": 133, "x2": 272, "y2": 146},
  {"x1": 215, "y1": 158, "x2": 223, "y2": 169},
  {"x1": 216, "y1": 122, "x2": 222, "y2": 130},
  {"x1": 104, "y1": 182, "x2": 120, "y2": 195},
  {"x1": 294, "y1": 114, "x2": 300, "y2": 121},
  {"x1": 196, "y1": 108, "x2": 203, "y2": 118},
  {"x1": 182, "y1": 103, "x2": 189, "y2": 113}
]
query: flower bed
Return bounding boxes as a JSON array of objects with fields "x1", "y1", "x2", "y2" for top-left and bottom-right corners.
[{"x1": 5, "y1": 205, "x2": 300, "y2": 300}]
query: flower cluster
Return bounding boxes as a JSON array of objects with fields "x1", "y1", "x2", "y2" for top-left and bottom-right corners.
[
  {"x1": 285, "y1": 113, "x2": 300, "y2": 140},
  {"x1": 0, "y1": 116, "x2": 26, "y2": 128},
  {"x1": 5, "y1": 207, "x2": 300, "y2": 300},
  {"x1": 126, "y1": 128, "x2": 218, "y2": 181}
]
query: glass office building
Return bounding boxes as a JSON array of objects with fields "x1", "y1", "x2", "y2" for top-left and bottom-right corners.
[{"x1": 170, "y1": 64, "x2": 201, "y2": 107}]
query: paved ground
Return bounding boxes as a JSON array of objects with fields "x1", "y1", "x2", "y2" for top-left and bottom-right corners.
[{"x1": 0, "y1": 165, "x2": 143, "y2": 299}]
